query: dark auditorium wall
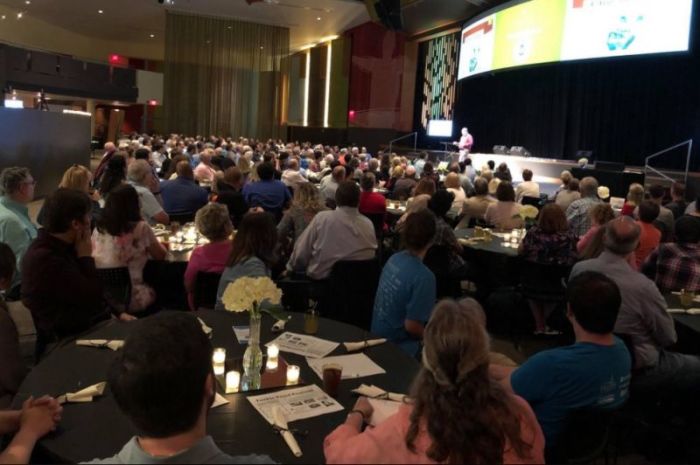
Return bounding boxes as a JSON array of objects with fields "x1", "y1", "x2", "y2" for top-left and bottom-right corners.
[{"x1": 447, "y1": 9, "x2": 700, "y2": 170}]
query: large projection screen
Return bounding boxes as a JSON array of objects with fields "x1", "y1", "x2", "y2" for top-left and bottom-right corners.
[{"x1": 458, "y1": 0, "x2": 694, "y2": 80}]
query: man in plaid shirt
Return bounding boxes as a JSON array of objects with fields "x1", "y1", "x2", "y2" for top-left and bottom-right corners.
[
  {"x1": 566, "y1": 177, "x2": 602, "y2": 237},
  {"x1": 642, "y1": 216, "x2": 700, "y2": 293}
]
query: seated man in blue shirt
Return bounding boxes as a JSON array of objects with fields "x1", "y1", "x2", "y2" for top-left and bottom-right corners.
[
  {"x1": 87, "y1": 312, "x2": 273, "y2": 464},
  {"x1": 491, "y1": 271, "x2": 631, "y2": 448},
  {"x1": 160, "y1": 161, "x2": 208, "y2": 217},
  {"x1": 371, "y1": 208, "x2": 437, "y2": 356},
  {"x1": 242, "y1": 162, "x2": 290, "y2": 220}
]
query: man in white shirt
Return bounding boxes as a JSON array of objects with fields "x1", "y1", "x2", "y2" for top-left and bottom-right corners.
[
  {"x1": 515, "y1": 169, "x2": 540, "y2": 203},
  {"x1": 193, "y1": 149, "x2": 217, "y2": 184},
  {"x1": 287, "y1": 181, "x2": 377, "y2": 280},
  {"x1": 128, "y1": 160, "x2": 169, "y2": 225},
  {"x1": 281, "y1": 158, "x2": 308, "y2": 190}
]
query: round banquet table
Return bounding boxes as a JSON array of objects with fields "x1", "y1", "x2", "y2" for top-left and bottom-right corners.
[{"x1": 12, "y1": 310, "x2": 420, "y2": 464}]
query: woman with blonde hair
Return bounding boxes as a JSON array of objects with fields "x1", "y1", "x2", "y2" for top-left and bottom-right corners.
[
  {"x1": 325, "y1": 299, "x2": 544, "y2": 464},
  {"x1": 621, "y1": 183, "x2": 644, "y2": 217},
  {"x1": 38, "y1": 164, "x2": 101, "y2": 228},
  {"x1": 445, "y1": 172, "x2": 466, "y2": 219},
  {"x1": 277, "y1": 182, "x2": 326, "y2": 256}
]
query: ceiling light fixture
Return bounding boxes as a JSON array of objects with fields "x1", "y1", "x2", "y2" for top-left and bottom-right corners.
[
  {"x1": 17, "y1": 12, "x2": 23, "y2": 19},
  {"x1": 149, "y1": 34, "x2": 156, "y2": 38},
  {"x1": 1, "y1": 15, "x2": 5, "y2": 20},
  {"x1": 316, "y1": 17, "x2": 321, "y2": 21},
  {"x1": 98, "y1": 9, "x2": 104, "y2": 14},
  {"x1": 25, "y1": 0, "x2": 30, "y2": 4}
]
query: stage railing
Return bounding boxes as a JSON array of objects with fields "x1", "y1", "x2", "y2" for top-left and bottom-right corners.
[
  {"x1": 644, "y1": 139, "x2": 693, "y2": 185},
  {"x1": 388, "y1": 132, "x2": 417, "y2": 155}
]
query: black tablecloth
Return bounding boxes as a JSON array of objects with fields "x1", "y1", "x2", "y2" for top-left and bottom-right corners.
[
  {"x1": 664, "y1": 294, "x2": 700, "y2": 355},
  {"x1": 454, "y1": 228, "x2": 519, "y2": 257},
  {"x1": 13, "y1": 310, "x2": 419, "y2": 464}
]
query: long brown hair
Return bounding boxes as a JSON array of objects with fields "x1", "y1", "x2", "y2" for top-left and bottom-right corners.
[
  {"x1": 406, "y1": 299, "x2": 533, "y2": 464},
  {"x1": 538, "y1": 203, "x2": 568, "y2": 234},
  {"x1": 227, "y1": 212, "x2": 277, "y2": 267}
]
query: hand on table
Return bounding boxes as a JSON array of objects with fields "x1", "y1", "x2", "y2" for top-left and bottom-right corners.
[
  {"x1": 119, "y1": 313, "x2": 137, "y2": 322},
  {"x1": 20, "y1": 396, "x2": 62, "y2": 439}
]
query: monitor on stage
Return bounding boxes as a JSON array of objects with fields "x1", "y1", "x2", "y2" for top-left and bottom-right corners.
[
  {"x1": 427, "y1": 119, "x2": 454, "y2": 137},
  {"x1": 458, "y1": 0, "x2": 694, "y2": 80}
]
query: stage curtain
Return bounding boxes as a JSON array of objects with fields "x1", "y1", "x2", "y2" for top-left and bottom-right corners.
[{"x1": 163, "y1": 12, "x2": 289, "y2": 139}]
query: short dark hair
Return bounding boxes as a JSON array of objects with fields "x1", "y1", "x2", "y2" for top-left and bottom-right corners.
[
  {"x1": 487, "y1": 160, "x2": 495, "y2": 170},
  {"x1": 671, "y1": 182, "x2": 686, "y2": 199},
  {"x1": 428, "y1": 189, "x2": 454, "y2": 219},
  {"x1": 257, "y1": 162, "x2": 275, "y2": 181},
  {"x1": 567, "y1": 271, "x2": 621, "y2": 334},
  {"x1": 0, "y1": 167, "x2": 31, "y2": 195},
  {"x1": 98, "y1": 185, "x2": 141, "y2": 236},
  {"x1": 176, "y1": 161, "x2": 194, "y2": 179},
  {"x1": 336, "y1": 181, "x2": 360, "y2": 208},
  {"x1": 43, "y1": 188, "x2": 92, "y2": 234},
  {"x1": 648, "y1": 184, "x2": 665, "y2": 200},
  {"x1": 638, "y1": 200, "x2": 660, "y2": 223},
  {"x1": 473, "y1": 177, "x2": 488, "y2": 196},
  {"x1": 496, "y1": 182, "x2": 516, "y2": 202},
  {"x1": 675, "y1": 216, "x2": 700, "y2": 243},
  {"x1": 134, "y1": 148, "x2": 151, "y2": 160},
  {"x1": 522, "y1": 169, "x2": 533, "y2": 181},
  {"x1": 403, "y1": 209, "x2": 436, "y2": 251},
  {"x1": 109, "y1": 312, "x2": 212, "y2": 438},
  {"x1": 0, "y1": 242, "x2": 16, "y2": 285},
  {"x1": 360, "y1": 172, "x2": 376, "y2": 191}
]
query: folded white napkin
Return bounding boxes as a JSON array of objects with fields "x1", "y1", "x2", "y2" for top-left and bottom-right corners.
[
  {"x1": 76, "y1": 339, "x2": 124, "y2": 351},
  {"x1": 272, "y1": 405, "x2": 302, "y2": 457},
  {"x1": 352, "y1": 384, "x2": 406, "y2": 402},
  {"x1": 211, "y1": 393, "x2": 229, "y2": 409},
  {"x1": 57, "y1": 382, "x2": 107, "y2": 405},
  {"x1": 198, "y1": 318, "x2": 213, "y2": 337},
  {"x1": 343, "y1": 338, "x2": 386, "y2": 352},
  {"x1": 272, "y1": 319, "x2": 288, "y2": 333},
  {"x1": 668, "y1": 308, "x2": 700, "y2": 315}
]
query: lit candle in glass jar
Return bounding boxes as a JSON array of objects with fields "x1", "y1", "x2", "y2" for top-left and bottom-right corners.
[
  {"x1": 212, "y1": 348, "x2": 226, "y2": 364},
  {"x1": 225, "y1": 371, "x2": 240, "y2": 393},
  {"x1": 286, "y1": 365, "x2": 300, "y2": 385},
  {"x1": 266, "y1": 358, "x2": 279, "y2": 371},
  {"x1": 213, "y1": 364, "x2": 225, "y2": 376},
  {"x1": 267, "y1": 344, "x2": 279, "y2": 361}
]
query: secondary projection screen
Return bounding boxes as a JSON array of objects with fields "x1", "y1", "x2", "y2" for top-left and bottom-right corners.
[{"x1": 458, "y1": 0, "x2": 694, "y2": 80}]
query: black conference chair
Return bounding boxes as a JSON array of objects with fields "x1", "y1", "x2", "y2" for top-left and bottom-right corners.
[
  {"x1": 423, "y1": 245, "x2": 461, "y2": 299},
  {"x1": 317, "y1": 258, "x2": 381, "y2": 330},
  {"x1": 546, "y1": 407, "x2": 619, "y2": 464},
  {"x1": 193, "y1": 271, "x2": 223, "y2": 310},
  {"x1": 521, "y1": 195, "x2": 543, "y2": 209},
  {"x1": 96, "y1": 267, "x2": 132, "y2": 314}
]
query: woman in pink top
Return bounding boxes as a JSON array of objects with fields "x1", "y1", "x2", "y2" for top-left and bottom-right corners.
[
  {"x1": 324, "y1": 299, "x2": 545, "y2": 465},
  {"x1": 184, "y1": 203, "x2": 233, "y2": 310}
]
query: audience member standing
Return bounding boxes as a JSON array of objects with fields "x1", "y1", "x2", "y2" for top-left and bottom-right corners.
[{"x1": 92, "y1": 185, "x2": 167, "y2": 313}]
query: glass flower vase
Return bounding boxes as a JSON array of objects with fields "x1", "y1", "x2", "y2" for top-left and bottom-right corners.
[{"x1": 242, "y1": 312, "x2": 263, "y2": 379}]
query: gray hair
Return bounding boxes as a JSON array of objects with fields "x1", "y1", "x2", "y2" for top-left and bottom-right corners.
[
  {"x1": 195, "y1": 203, "x2": 232, "y2": 242},
  {"x1": 0, "y1": 167, "x2": 31, "y2": 195},
  {"x1": 127, "y1": 160, "x2": 152, "y2": 185},
  {"x1": 604, "y1": 216, "x2": 640, "y2": 256},
  {"x1": 579, "y1": 176, "x2": 599, "y2": 198}
]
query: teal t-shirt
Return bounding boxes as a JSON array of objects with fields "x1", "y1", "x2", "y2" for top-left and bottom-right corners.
[
  {"x1": 511, "y1": 337, "x2": 631, "y2": 445},
  {"x1": 371, "y1": 251, "x2": 436, "y2": 356}
]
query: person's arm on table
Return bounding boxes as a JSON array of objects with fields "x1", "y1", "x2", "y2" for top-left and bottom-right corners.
[
  {"x1": 0, "y1": 397, "x2": 61, "y2": 465},
  {"x1": 324, "y1": 397, "x2": 380, "y2": 464}
]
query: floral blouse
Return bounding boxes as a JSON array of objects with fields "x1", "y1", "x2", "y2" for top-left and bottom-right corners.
[{"x1": 519, "y1": 225, "x2": 578, "y2": 266}]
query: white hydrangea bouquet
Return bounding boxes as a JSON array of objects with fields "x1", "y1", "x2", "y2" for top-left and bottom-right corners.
[
  {"x1": 517, "y1": 205, "x2": 539, "y2": 229},
  {"x1": 221, "y1": 276, "x2": 284, "y2": 318},
  {"x1": 221, "y1": 277, "x2": 288, "y2": 378}
]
